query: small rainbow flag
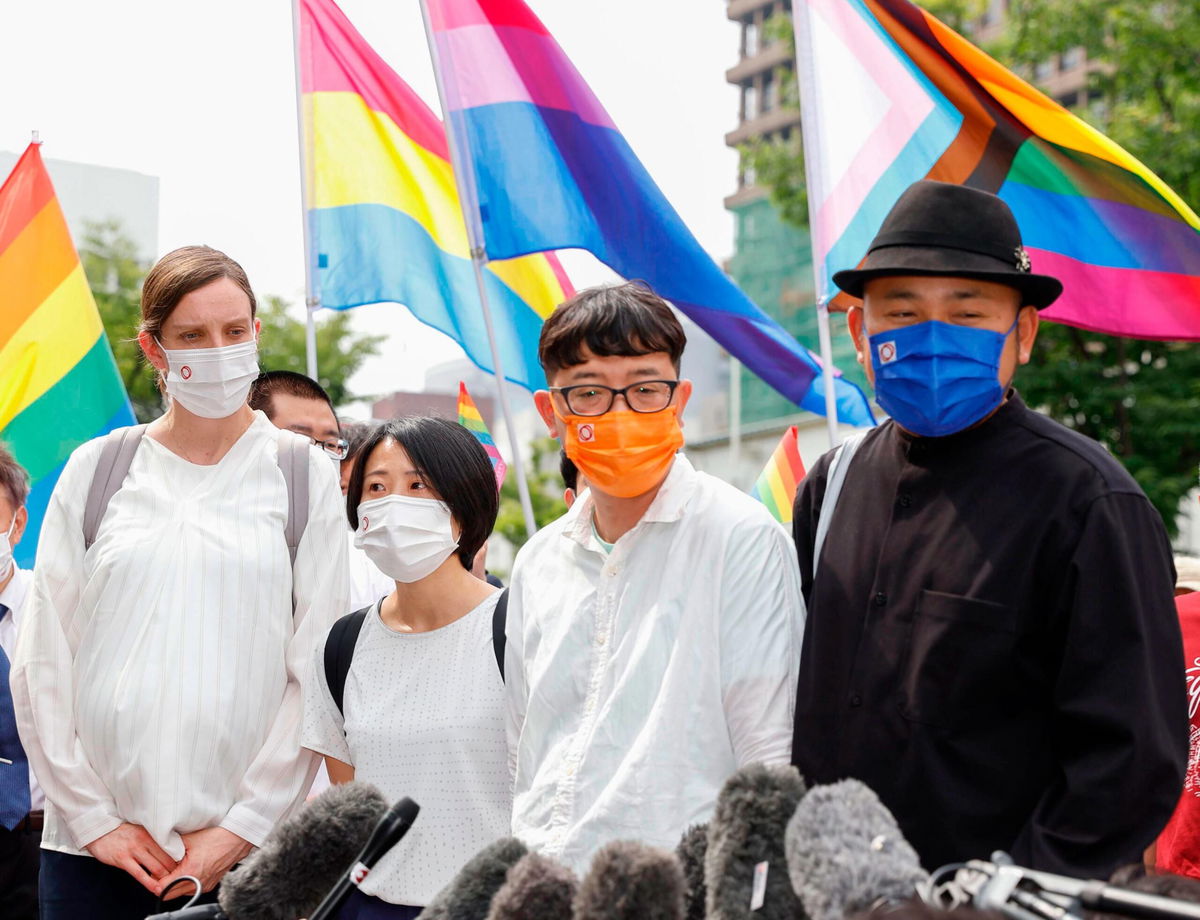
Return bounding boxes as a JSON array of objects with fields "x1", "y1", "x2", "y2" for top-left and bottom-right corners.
[
  {"x1": 297, "y1": 0, "x2": 573, "y2": 391},
  {"x1": 457, "y1": 381, "x2": 507, "y2": 491},
  {"x1": 0, "y1": 143, "x2": 136, "y2": 566},
  {"x1": 751, "y1": 426, "x2": 807, "y2": 526},
  {"x1": 793, "y1": 0, "x2": 1200, "y2": 340}
]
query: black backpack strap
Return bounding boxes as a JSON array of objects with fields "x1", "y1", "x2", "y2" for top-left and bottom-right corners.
[
  {"x1": 493, "y1": 588, "x2": 509, "y2": 682},
  {"x1": 323, "y1": 606, "x2": 370, "y2": 719}
]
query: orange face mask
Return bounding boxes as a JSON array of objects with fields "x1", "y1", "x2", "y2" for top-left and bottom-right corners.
[{"x1": 556, "y1": 406, "x2": 684, "y2": 499}]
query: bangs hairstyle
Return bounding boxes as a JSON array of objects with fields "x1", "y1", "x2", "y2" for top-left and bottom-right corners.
[
  {"x1": 538, "y1": 282, "x2": 686, "y2": 377},
  {"x1": 346, "y1": 416, "x2": 499, "y2": 572}
]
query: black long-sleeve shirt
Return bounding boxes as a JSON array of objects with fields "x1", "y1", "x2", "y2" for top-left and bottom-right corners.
[{"x1": 791, "y1": 393, "x2": 1187, "y2": 877}]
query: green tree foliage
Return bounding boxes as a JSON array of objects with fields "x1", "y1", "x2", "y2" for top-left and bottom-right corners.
[
  {"x1": 494, "y1": 437, "x2": 569, "y2": 549},
  {"x1": 742, "y1": 2, "x2": 1200, "y2": 533},
  {"x1": 79, "y1": 221, "x2": 385, "y2": 421}
]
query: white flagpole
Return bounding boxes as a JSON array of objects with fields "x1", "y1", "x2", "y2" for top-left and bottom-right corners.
[
  {"x1": 418, "y1": 0, "x2": 539, "y2": 540},
  {"x1": 291, "y1": 0, "x2": 321, "y2": 380},
  {"x1": 792, "y1": 3, "x2": 842, "y2": 448}
]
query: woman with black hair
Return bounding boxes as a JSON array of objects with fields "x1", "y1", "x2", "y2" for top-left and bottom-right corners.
[{"x1": 302, "y1": 417, "x2": 508, "y2": 920}]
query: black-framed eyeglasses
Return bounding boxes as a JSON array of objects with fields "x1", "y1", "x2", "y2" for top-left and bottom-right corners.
[
  {"x1": 308, "y1": 436, "x2": 350, "y2": 460},
  {"x1": 549, "y1": 380, "x2": 680, "y2": 417}
]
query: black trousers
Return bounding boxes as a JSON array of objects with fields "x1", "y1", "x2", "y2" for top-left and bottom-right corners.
[
  {"x1": 39, "y1": 850, "x2": 219, "y2": 920},
  {"x1": 0, "y1": 823, "x2": 40, "y2": 920}
]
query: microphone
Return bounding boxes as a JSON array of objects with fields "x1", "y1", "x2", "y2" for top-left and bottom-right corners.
[
  {"x1": 308, "y1": 796, "x2": 421, "y2": 920},
  {"x1": 144, "y1": 782, "x2": 389, "y2": 920},
  {"x1": 705, "y1": 763, "x2": 808, "y2": 920},
  {"x1": 486, "y1": 852, "x2": 578, "y2": 920},
  {"x1": 936, "y1": 856, "x2": 1200, "y2": 920},
  {"x1": 675, "y1": 823, "x2": 709, "y2": 920},
  {"x1": 785, "y1": 778, "x2": 928, "y2": 920},
  {"x1": 420, "y1": 837, "x2": 530, "y2": 920},
  {"x1": 573, "y1": 840, "x2": 685, "y2": 920}
]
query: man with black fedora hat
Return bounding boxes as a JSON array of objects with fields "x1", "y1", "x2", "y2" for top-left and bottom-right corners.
[{"x1": 790, "y1": 180, "x2": 1186, "y2": 877}]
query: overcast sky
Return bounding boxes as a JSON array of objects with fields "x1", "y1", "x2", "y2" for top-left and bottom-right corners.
[{"x1": 1, "y1": 0, "x2": 742, "y2": 399}]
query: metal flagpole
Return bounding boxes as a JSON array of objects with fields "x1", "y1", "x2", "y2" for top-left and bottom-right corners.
[
  {"x1": 291, "y1": 0, "x2": 321, "y2": 379},
  {"x1": 792, "y1": 3, "x2": 842, "y2": 448},
  {"x1": 419, "y1": 0, "x2": 539, "y2": 539},
  {"x1": 729, "y1": 356, "x2": 743, "y2": 488}
]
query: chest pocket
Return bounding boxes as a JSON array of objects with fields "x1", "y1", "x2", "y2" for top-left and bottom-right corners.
[{"x1": 900, "y1": 589, "x2": 1017, "y2": 730}]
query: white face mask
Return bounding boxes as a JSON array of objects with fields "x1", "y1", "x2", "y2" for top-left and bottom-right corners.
[
  {"x1": 354, "y1": 494, "x2": 459, "y2": 584},
  {"x1": 0, "y1": 515, "x2": 16, "y2": 581},
  {"x1": 156, "y1": 338, "x2": 259, "y2": 419}
]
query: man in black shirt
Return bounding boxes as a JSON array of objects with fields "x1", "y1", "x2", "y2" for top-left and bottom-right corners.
[{"x1": 791, "y1": 180, "x2": 1186, "y2": 877}]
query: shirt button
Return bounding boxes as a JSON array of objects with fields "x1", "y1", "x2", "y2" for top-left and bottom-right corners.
[
  {"x1": 873, "y1": 591, "x2": 887, "y2": 607},
  {"x1": 850, "y1": 694, "x2": 863, "y2": 708},
  {"x1": 899, "y1": 494, "x2": 912, "y2": 508}
]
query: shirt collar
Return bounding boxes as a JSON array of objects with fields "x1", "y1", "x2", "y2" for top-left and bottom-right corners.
[
  {"x1": 562, "y1": 454, "x2": 698, "y2": 549},
  {"x1": 0, "y1": 565, "x2": 31, "y2": 623}
]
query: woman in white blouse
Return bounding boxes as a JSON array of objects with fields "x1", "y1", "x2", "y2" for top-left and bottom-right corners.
[
  {"x1": 303, "y1": 417, "x2": 510, "y2": 920},
  {"x1": 10, "y1": 246, "x2": 348, "y2": 920}
]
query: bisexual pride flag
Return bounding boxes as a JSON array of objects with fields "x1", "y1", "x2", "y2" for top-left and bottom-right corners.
[
  {"x1": 793, "y1": 0, "x2": 1200, "y2": 340},
  {"x1": 0, "y1": 144, "x2": 136, "y2": 566},
  {"x1": 424, "y1": 0, "x2": 875, "y2": 426},
  {"x1": 298, "y1": 0, "x2": 573, "y2": 391}
]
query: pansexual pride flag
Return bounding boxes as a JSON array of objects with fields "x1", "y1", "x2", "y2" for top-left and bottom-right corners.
[
  {"x1": 297, "y1": 0, "x2": 573, "y2": 391},
  {"x1": 751, "y1": 425, "x2": 807, "y2": 525},
  {"x1": 457, "y1": 381, "x2": 507, "y2": 490},
  {"x1": 0, "y1": 144, "x2": 135, "y2": 567},
  {"x1": 793, "y1": 0, "x2": 1200, "y2": 340},
  {"x1": 424, "y1": 0, "x2": 875, "y2": 426}
]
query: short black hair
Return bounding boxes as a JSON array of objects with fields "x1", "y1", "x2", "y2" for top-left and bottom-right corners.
[
  {"x1": 340, "y1": 419, "x2": 381, "y2": 464},
  {"x1": 346, "y1": 417, "x2": 499, "y2": 572},
  {"x1": 538, "y1": 282, "x2": 686, "y2": 378},
  {"x1": 249, "y1": 370, "x2": 335, "y2": 419},
  {"x1": 559, "y1": 450, "x2": 578, "y2": 493},
  {"x1": 0, "y1": 443, "x2": 29, "y2": 510}
]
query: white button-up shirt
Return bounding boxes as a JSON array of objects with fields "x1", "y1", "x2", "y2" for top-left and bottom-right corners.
[{"x1": 505, "y1": 455, "x2": 804, "y2": 873}]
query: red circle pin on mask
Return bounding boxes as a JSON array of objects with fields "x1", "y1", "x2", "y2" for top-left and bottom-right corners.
[
  {"x1": 578, "y1": 423, "x2": 595, "y2": 443},
  {"x1": 180, "y1": 365, "x2": 192, "y2": 380}
]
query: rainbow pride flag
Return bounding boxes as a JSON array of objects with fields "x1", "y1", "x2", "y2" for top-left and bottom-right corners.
[
  {"x1": 0, "y1": 144, "x2": 136, "y2": 567},
  {"x1": 750, "y1": 425, "x2": 807, "y2": 525},
  {"x1": 793, "y1": 0, "x2": 1200, "y2": 340},
  {"x1": 424, "y1": 0, "x2": 875, "y2": 426},
  {"x1": 297, "y1": 0, "x2": 573, "y2": 390},
  {"x1": 457, "y1": 381, "x2": 507, "y2": 490}
]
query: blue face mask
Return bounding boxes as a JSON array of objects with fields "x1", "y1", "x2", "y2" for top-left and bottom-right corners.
[{"x1": 867, "y1": 317, "x2": 1018, "y2": 438}]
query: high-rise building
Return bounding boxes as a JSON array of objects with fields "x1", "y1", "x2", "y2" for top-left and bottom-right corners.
[{"x1": 723, "y1": 0, "x2": 868, "y2": 428}]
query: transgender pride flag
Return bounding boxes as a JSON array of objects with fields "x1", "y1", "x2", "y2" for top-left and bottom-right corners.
[
  {"x1": 793, "y1": 0, "x2": 1200, "y2": 340},
  {"x1": 423, "y1": 0, "x2": 875, "y2": 427}
]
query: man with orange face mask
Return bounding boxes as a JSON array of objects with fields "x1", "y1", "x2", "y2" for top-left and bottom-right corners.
[{"x1": 504, "y1": 282, "x2": 804, "y2": 873}]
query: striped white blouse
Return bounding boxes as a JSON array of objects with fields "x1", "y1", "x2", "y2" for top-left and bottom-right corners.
[{"x1": 10, "y1": 411, "x2": 349, "y2": 860}]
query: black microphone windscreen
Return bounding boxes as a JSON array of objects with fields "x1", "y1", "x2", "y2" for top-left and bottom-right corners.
[
  {"x1": 785, "y1": 778, "x2": 928, "y2": 920},
  {"x1": 218, "y1": 781, "x2": 388, "y2": 920},
  {"x1": 486, "y1": 852, "x2": 578, "y2": 920},
  {"x1": 420, "y1": 837, "x2": 529, "y2": 920},
  {"x1": 705, "y1": 763, "x2": 808, "y2": 920},
  {"x1": 676, "y1": 823, "x2": 709, "y2": 920},
  {"x1": 573, "y1": 840, "x2": 685, "y2": 920}
]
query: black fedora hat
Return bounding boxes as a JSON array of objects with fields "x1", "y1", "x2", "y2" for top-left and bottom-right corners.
[{"x1": 832, "y1": 180, "x2": 1063, "y2": 308}]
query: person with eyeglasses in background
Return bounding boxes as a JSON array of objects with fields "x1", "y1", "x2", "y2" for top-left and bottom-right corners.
[
  {"x1": 503, "y1": 282, "x2": 804, "y2": 874},
  {"x1": 249, "y1": 373, "x2": 392, "y2": 614},
  {"x1": 10, "y1": 246, "x2": 349, "y2": 920}
]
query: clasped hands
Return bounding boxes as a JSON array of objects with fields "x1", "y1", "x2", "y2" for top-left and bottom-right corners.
[{"x1": 86, "y1": 823, "x2": 252, "y2": 896}]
